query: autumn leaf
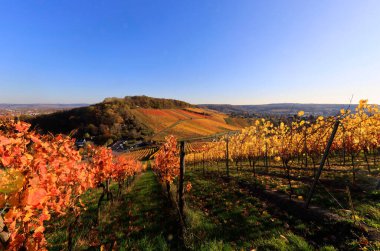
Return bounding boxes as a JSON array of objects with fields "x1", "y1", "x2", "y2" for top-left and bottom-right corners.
[
  {"x1": 26, "y1": 188, "x2": 47, "y2": 206},
  {"x1": 14, "y1": 122, "x2": 30, "y2": 133}
]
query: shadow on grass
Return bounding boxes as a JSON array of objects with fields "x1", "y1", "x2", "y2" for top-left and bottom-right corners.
[{"x1": 184, "y1": 171, "x2": 295, "y2": 250}]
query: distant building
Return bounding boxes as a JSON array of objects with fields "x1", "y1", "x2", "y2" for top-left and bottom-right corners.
[{"x1": 75, "y1": 139, "x2": 86, "y2": 148}]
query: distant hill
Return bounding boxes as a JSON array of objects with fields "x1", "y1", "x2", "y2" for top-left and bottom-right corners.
[
  {"x1": 200, "y1": 103, "x2": 359, "y2": 116},
  {"x1": 25, "y1": 96, "x2": 244, "y2": 144},
  {"x1": 0, "y1": 103, "x2": 88, "y2": 109}
]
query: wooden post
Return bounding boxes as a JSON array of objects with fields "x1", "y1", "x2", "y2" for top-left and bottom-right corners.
[
  {"x1": 202, "y1": 152, "x2": 205, "y2": 175},
  {"x1": 193, "y1": 152, "x2": 195, "y2": 169},
  {"x1": 304, "y1": 129, "x2": 308, "y2": 169},
  {"x1": 305, "y1": 119, "x2": 340, "y2": 209},
  {"x1": 342, "y1": 127, "x2": 346, "y2": 166},
  {"x1": 346, "y1": 186, "x2": 356, "y2": 224},
  {"x1": 265, "y1": 141, "x2": 268, "y2": 173},
  {"x1": 226, "y1": 136, "x2": 229, "y2": 177},
  {"x1": 373, "y1": 147, "x2": 377, "y2": 167},
  {"x1": 178, "y1": 141, "x2": 185, "y2": 218}
]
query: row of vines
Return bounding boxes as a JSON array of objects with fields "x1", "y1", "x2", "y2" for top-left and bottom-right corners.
[
  {"x1": 184, "y1": 100, "x2": 379, "y2": 184},
  {"x1": 152, "y1": 100, "x2": 379, "y2": 210},
  {"x1": 0, "y1": 118, "x2": 143, "y2": 251}
]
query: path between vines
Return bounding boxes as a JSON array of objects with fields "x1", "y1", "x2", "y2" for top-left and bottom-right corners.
[
  {"x1": 119, "y1": 170, "x2": 179, "y2": 249},
  {"x1": 47, "y1": 170, "x2": 179, "y2": 250}
]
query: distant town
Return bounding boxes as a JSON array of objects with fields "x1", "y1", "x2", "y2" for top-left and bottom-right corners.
[{"x1": 0, "y1": 104, "x2": 88, "y2": 116}]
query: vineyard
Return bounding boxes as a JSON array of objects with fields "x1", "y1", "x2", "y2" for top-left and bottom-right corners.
[
  {"x1": 129, "y1": 107, "x2": 242, "y2": 141},
  {"x1": 152, "y1": 100, "x2": 380, "y2": 250},
  {"x1": 0, "y1": 100, "x2": 379, "y2": 250},
  {"x1": 122, "y1": 147, "x2": 158, "y2": 161}
]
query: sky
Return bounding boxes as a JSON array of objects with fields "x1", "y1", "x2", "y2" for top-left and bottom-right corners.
[{"x1": 0, "y1": 0, "x2": 379, "y2": 105}]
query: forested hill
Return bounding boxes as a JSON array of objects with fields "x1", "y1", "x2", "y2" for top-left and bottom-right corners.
[
  {"x1": 25, "y1": 96, "x2": 192, "y2": 145},
  {"x1": 104, "y1": 96, "x2": 193, "y2": 109},
  {"x1": 24, "y1": 96, "x2": 243, "y2": 145}
]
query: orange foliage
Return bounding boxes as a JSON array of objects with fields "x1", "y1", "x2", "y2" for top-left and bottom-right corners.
[
  {"x1": 153, "y1": 135, "x2": 179, "y2": 184},
  {"x1": 0, "y1": 118, "x2": 142, "y2": 250}
]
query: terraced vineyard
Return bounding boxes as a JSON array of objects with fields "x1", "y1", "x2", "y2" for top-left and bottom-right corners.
[
  {"x1": 123, "y1": 147, "x2": 158, "y2": 161},
  {"x1": 130, "y1": 108, "x2": 243, "y2": 141}
]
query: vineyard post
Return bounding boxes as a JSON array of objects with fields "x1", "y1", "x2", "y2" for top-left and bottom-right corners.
[
  {"x1": 304, "y1": 129, "x2": 308, "y2": 169},
  {"x1": 202, "y1": 152, "x2": 205, "y2": 175},
  {"x1": 342, "y1": 126, "x2": 346, "y2": 166},
  {"x1": 305, "y1": 119, "x2": 340, "y2": 209},
  {"x1": 265, "y1": 141, "x2": 268, "y2": 173},
  {"x1": 373, "y1": 147, "x2": 377, "y2": 167},
  {"x1": 193, "y1": 153, "x2": 195, "y2": 169},
  {"x1": 346, "y1": 186, "x2": 356, "y2": 224},
  {"x1": 178, "y1": 141, "x2": 185, "y2": 218},
  {"x1": 226, "y1": 135, "x2": 230, "y2": 177}
]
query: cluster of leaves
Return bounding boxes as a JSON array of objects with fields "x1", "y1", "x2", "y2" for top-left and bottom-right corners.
[
  {"x1": 0, "y1": 118, "x2": 142, "y2": 250},
  {"x1": 153, "y1": 135, "x2": 180, "y2": 185}
]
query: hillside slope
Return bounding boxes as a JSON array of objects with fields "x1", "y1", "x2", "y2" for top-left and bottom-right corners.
[
  {"x1": 131, "y1": 107, "x2": 241, "y2": 141},
  {"x1": 26, "y1": 96, "x2": 243, "y2": 144}
]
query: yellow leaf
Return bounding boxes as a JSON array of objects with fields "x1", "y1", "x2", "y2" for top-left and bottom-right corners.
[
  {"x1": 23, "y1": 211, "x2": 34, "y2": 222},
  {"x1": 297, "y1": 111, "x2": 304, "y2": 117},
  {"x1": 34, "y1": 226, "x2": 45, "y2": 233},
  {"x1": 0, "y1": 169, "x2": 25, "y2": 194}
]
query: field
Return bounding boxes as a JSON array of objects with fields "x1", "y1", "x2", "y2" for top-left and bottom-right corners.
[{"x1": 130, "y1": 108, "x2": 242, "y2": 141}]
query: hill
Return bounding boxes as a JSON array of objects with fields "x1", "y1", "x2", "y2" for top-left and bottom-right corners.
[
  {"x1": 26, "y1": 96, "x2": 244, "y2": 144},
  {"x1": 200, "y1": 103, "x2": 359, "y2": 116}
]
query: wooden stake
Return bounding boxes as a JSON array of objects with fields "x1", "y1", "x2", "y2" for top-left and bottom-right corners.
[
  {"x1": 305, "y1": 119, "x2": 340, "y2": 209},
  {"x1": 226, "y1": 136, "x2": 229, "y2": 177},
  {"x1": 178, "y1": 141, "x2": 185, "y2": 218}
]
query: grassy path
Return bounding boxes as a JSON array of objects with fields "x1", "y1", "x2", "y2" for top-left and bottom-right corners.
[{"x1": 120, "y1": 170, "x2": 179, "y2": 250}]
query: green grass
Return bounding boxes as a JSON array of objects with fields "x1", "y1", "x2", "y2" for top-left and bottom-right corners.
[
  {"x1": 254, "y1": 233, "x2": 316, "y2": 251},
  {"x1": 45, "y1": 171, "x2": 177, "y2": 250},
  {"x1": 185, "y1": 164, "x2": 379, "y2": 250},
  {"x1": 201, "y1": 160, "x2": 380, "y2": 231},
  {"x1": 184, "y1": 171, "x2": 316, "y2": 250}
]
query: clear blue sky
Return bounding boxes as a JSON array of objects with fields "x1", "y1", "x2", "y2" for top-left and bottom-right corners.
[{"x1": 1, "y1": 0, "x2": 379, "y2": 104}]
